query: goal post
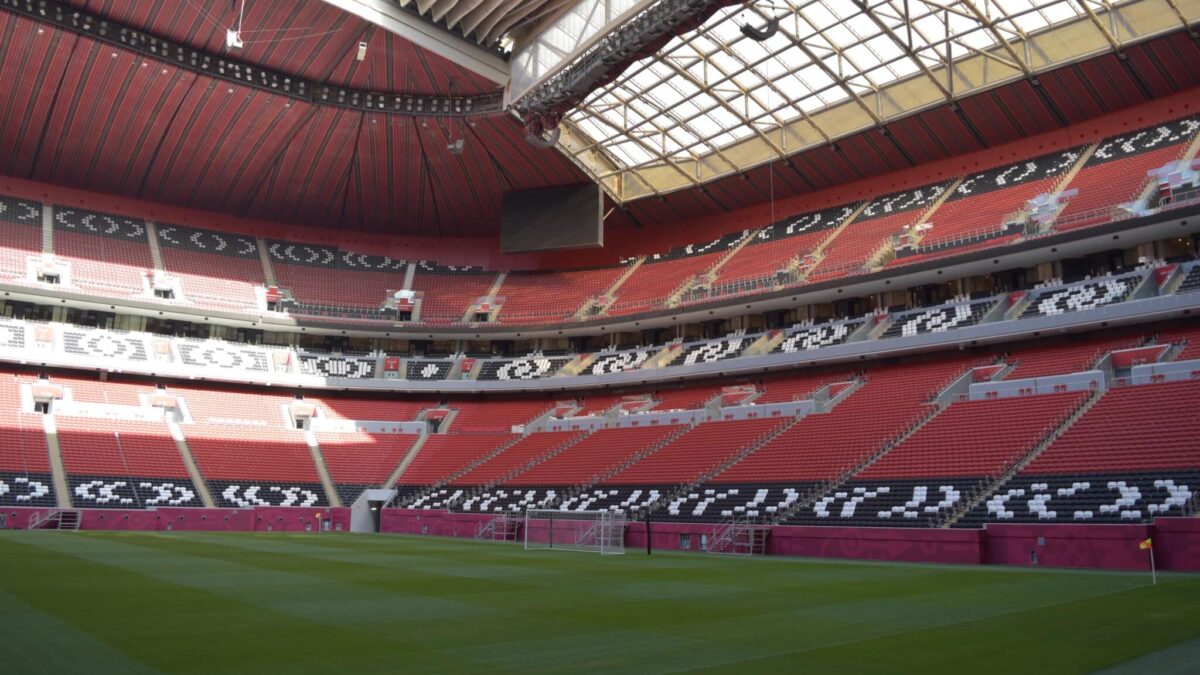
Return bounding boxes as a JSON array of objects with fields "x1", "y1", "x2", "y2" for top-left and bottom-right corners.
[{"x1": 524, "y1": 508, "x2": 626, "y2": 555}]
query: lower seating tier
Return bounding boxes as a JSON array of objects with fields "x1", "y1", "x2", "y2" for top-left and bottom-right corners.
[
  {"x1": 206, "y1": 479, "x2": 329, "y2": 508},
  {"x1": 0, "y1": 470, "x2": 56, "y2": 507},
  {"x1": 658, "y1": 483, "x2": 818, "y2": 523},
  {"x1": 957, "y1": 471, "x2": 1197, "y2": 526},
  {"x1": 335, "y1": 484, "x2": 371, "y2": 506},
  {"x1": 786, "y1": 478, "x2": 982, "y2": 527},
  {"x1": 67, "y1": 474, "x2": 201, "y2": 509}
]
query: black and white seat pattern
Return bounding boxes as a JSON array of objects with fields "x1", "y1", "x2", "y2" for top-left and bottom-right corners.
[
  {"x1": 452, "y1": 487, "x2": 562, "y2": 514},
  {"x1": 406, "y1": 360, "x2": 453, "y2": 380},
  {"x1": 0, "y1": 472, "x2": 56, "y2": 507},
  {"x1": 787, "y1": 480, "x2": 972, "y2": 527},
  {"x1": 755, "y1": 205, "x2": 857, "y2": 244},
  {"x1": 405, "y1": 487, "x2": 467, "y2": 509},
  {"x1": 53, "y1": 208, "x2": 147, "y2": 241},
  {"x1": 0, "y1": 319, "x2": 25, "y2": 349},
  {"x1": 958, "y1": 472, "x2": 1197, "y2": 525},
  {"x1": 628, "y1": 230, "x2": 748, "y2": 264},
  {"x1": 209, "y1": 480, "x2": 328, "y2": 508},
  {"x1": 859, "y1": 183, "x2": 947, "y2": 220},
  {"x1": 299, "y1": 354, "x2": 376, "y2": 379},
  {"x1": 1020, "y1": 277, "x2": 1139, "y2": 319},
  {"x1": 68, "y1": 475, "x2": 200, "y2": 508},
  {"x1": 336, "y1": 484, "x2": 370, "y2": 505},
  {"x1": 773, "y1": 322, "x2": 859, "y2": 354},
  {"x1": 659, "y1": 484, "x2": 812, "y2": 522},
  {"x1": 883, "y1": 302, "x2": 993, "y2": 339},
  {"x1": 1086, "y1": 116, "x2": 1199, "y2": 166},
  {"x1": 0, "y1": 195, "x2": 41, "y2": 225},
  {"x1": 948, "y1": 149, "x2": 1081, "y2": 201},
  {"x1": 583, "y1": 349, "x2": 654, "y2": 375},
  {"x1": 268, "y1": 240, "x2": 407, "y2": 271},
  {"x1": 176, "y1": 341, "x2": 269, "y2": 372},
  {"x1": 670, "y1": 337, "x2": 747, "y2": 366},
  {"x1": 415, "y1": 261, "x2": 488, "y2": 274},
  {"x1": 557, "y1": 486, "x2": 665, "y2": 516},
  {"x1": 157, "y1": 224, "x2": 257, "y2": 258},
  {"x1": 478, "y1": 357, "x2": 569, "y2": 381},
  {"x1": 62, "y1": 329, "x2": 148, "y2": 361}
]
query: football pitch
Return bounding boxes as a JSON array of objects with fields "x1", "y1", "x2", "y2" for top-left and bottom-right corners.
[{"x1": 1, "y1": 531, "x2": 1198, "y2": 674}]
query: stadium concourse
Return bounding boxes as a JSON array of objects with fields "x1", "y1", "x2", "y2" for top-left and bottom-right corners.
[{"x1": 3, "y1": 0, "x2": 1200, "y2": 671}]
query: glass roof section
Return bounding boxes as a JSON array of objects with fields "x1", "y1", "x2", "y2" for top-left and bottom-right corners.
[{"x1": 554, "y1": 0, "x2": 1189, "y2": 201}]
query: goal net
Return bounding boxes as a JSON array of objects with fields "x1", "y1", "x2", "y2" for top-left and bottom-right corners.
[{"x1": 524, "y1": 508, "x2": 626, "y2": 555}]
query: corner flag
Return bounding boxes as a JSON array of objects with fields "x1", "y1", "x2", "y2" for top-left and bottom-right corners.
[{"x1": 1139, "y1": 538, "x2": 1156, "y2": 585}]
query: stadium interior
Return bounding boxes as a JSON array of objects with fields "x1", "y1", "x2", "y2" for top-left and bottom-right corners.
[{"x1": 1, "y1": 0, "x2": 1200, "y2": 668}]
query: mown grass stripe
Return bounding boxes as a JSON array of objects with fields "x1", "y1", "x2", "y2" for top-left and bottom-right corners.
[{"x1": 1, "y1": 531, "x2": 1197, "y2": 675}]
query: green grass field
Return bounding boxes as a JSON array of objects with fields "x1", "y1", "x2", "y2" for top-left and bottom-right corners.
[{"x1": 1, "y1": 531, "x2": 1198, "y2": 674}]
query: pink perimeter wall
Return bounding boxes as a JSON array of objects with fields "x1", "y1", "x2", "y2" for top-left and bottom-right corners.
[
  {"x1": 983, "y1": 523, "x2": 1152, "y2": 570},
  {"x1": 5, "y1": 505, "x2": 1195, "y2": 573},
  {"x1": 3, "y1": 506, "x2": 351, "y2": 532},
  {"x1": 381, "y1": 509, "x2": 1198, "y2": 572},
  {"x1": 768, "y1": 525, "x2": 983, "y2": 565}
]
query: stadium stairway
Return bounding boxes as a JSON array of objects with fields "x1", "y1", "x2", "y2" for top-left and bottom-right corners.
[
  {"x1": 942, "y1": 388, "x2": 1105, "y2": 527},
  {"x1": 256, "y1": 237, "x2": 278, "y2": 287},
  {"x1": 144, "y1": 222, "x2": 166, "y2": 271},
  {"x1": 794, "y1": 201, "x2": 872, "y2": 283},
  {"x1": 304, "y1": 430, "x2": 342, "y2": 507},
  {"x1": 582, "y1": 256, "x2": 643, "y2": 317},
  {"x1": 385, "y1": 428, "x2": 430, "y2": 487},
  {"x1": 451, "y1": 431, "x2": 589, "y2": 490},
  {"x1": 41, "y1": 414, "x2": 72, "y2": 509},
  {"x1": 40, "y1": 204, "x2": 52, "y2": 254},
  {"x1": 668, "y1": 229, "x2": 760, "y2": 307},
  {"x1": 562, "y1": 424, "x2": 695, "y2": 501},
  {"x1": 766, "y1": 361, "x2": 978, "y2": 524},
  {"x1": 868, "y1": 177, "x2": 965, "y2": 269},
  {"x1": 654, "y1": 414, "x2": 809, "y2": 511},
  {"x1": 1029, "y1": 143, "x2": 1098, "y2": 233},
  {"x1": 167, "y1": 420, "x2": 216, "y2": 508}
]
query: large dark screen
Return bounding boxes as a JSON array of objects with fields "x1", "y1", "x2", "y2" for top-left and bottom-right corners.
[{"x1": 501, "y1": 183, "x2": 603, "y2": 253}]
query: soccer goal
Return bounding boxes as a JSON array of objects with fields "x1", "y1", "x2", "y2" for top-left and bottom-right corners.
[{"x1": 524, "y1": 508, "x2": 626, "y2": 555}]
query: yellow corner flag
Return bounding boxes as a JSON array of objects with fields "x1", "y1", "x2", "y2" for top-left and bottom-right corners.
[{"x1": 1140, "y1": 538, "x2": 1156, "y2": 585}]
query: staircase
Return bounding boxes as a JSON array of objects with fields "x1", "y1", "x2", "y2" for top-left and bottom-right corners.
[
  {"x1": 707, "y1": 516, "x2": 768, "y2": 555},
  {"x1": 941, "y1": 388, "x2": 1104, "y2": 527},
  {"x1": 256, "y1": 237, "x2": 278, "y2": 287},
  {"x1": 474, "y1": 513, "x2": 520, "y2": 542},
  {"x1": 41, "y1": 203, "x2": 53, "y2": 253},
  {"x1": 694, "y1": 416, "x2": 803, "y2": 487},
  {"x1": 41, "y1": 415, "x2": 71, "y2": 509},
  {"x1": 385, "y1": 430, "x2": 430, "y2": 488},
  {"x1": 582, "y1": 423, "x2": 696, "y2": 489},
  {"x1": 432, "y1": 434, "x2": 526, "y2": 491},
  {"x1": 773, "y1": 365, "x2": 975, "y2": 524},
  {"x1": 902, "y1": 177, "x2": 964, "y2": 250},
  {"x1": 1037, "y1": 143, "x2": 1098, "y2": 232},
  {"x1": 304, "y1": 430, "x2": 342, "y2": 508},
  {"x1": 145, "y1": 222, "x2": 166, "y2": 271},
  {"x1": 167, "y1": 420, "x2": 215, "y2": 508},
  {"x1": 28, "y1": 509, "x2": 81, "y2": 530},
  {"x1": 580, "y1": 256, "x2": 644, "y2": 317},
  {"x1": 478, "y1": 431, "x2": 592, "y2": 493}
]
